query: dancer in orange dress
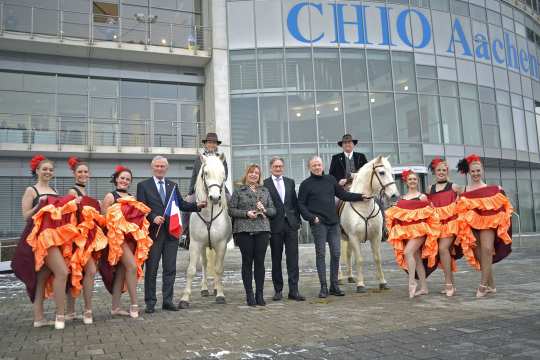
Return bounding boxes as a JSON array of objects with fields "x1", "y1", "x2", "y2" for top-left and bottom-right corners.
[
  {"x1": 386, "y1": 170, "x2": 439, "y2": 298},
  {"x1": 99, "y1": 166, "x2": 153, "y2": 318},
  {"x1": 427, "y1": 157, "x2": 462, "y2": 297},
  {"x1": 455, "y1": 155, "x2": 513, "y2": 298},
  {"x1": 65, "y1": 157, "x2": 107, "y2": 325},
  {"x1": 11, "y1": 155, "x2": 80, "y2": 329}
]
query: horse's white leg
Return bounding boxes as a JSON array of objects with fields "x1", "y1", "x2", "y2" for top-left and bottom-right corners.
[
  {"x1": 346, "y1": 238, "x2": 354, "y2": 280},
  {"x1": 370, "y1": 229, "x2": 388, "y2": 289},
  {"x1": 200, "y1": 248, "x2": 209, "y2": 296},
  {"x1": 338, "y1": 237, "x2": 348, "y2": 283},
  {"x1": 207, "y1": 247, "x2": 216, "y2": 295},
  {"x1": 179, "y1": 240, "x2": 202, "y2": 307},
  {"x1": 213, "y1": 240, "x2": 227, "y2": 304},
  {"x1": 347, "y1": 235, "x2": 366, "y2": 293}
]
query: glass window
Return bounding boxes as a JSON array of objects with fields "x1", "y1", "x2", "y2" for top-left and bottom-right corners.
[
  {"x1": 232, "y1": 146, "x2": 261, "y2": 183},
  {"x1": 496, "y1": 90, "x2": 510, "y2": 105},
  {"x1": 513, "y1": 108, "x2": 528, "y2": 151},
  {"x1": 230, "y1": 95, "x2": 258, "y2": 146},
  {"x1": 487, "y1": 10, "x2": 501, "y2": 26},
  {"x1": 344, "y1": 92, "x2": 371, "y2": 142},
  {"x1": 289, "y1": 92, "x2": 317, "y2": 143},
  {"x1": 313, "y1": 49, "x2": 341, "y2": 90},
  {"x1": 508, "y1": 71, "x2": 522, "y2": 94},
  {"x1": 258, "y1": 49, "x2": 285, "y2": 90},
  {"x1": 532, "y1": 170, "x2": 540, "y2": 232},
  {"x1": 419, "y1": 95, "x2": 443, "y2": 144},
  {"x1": 452, "y1": 0, "x2": 470, "y2": 16},
  {"x1": 396, "y1": 94, "x2": 421, "y2": 142},
  {"x1": 459, "y1": 83, "x2": 477, "y2": 99},
  {"x1": 526, "y1": 111, "x2": 539, "y2": 153},
  {"x1": 440, "y1": 97, "x2": 463, "y2": 144},
  {"x1": 120, "y1": 80, "x2": 149, "y2": 98},
  {"x1": 400, "y1": 143, "x2": 423, "y2": 163},
  {"x1": 91, "y1": 98, "x2": 117, "y2": 119},
  {"x1": 316, "y1": 92, "x2": 344, "y2": 142},
  {"x1": 393, "y1": 53, "x2": 416, "y2": 92},
  {"x1": 121, "y1": 98, "x2": 149, "y2": 120},
  {"x1": 23, "y1": 73, "x2": 56, "y2": 93},
  {"x1": 367, "y1": 51, "x2": 392, "y2": 91},
  {"x1": 178, "y1": 85, "x2": 202, "y2": 101},
  {"x1": 431, "y1": 0, "x2": 450, "y2": 11},
  {"x1": 90, "y1": 78, "x2": 118, "y2": 97},
  {"x1": 498, "y1": 105, "x2": 515, "y2": 149},
  {"x1": 150, "y1": 83, "x2": 177, "y2": 99},
  {"x1": 285, "y1": 48, "x2": 314, "y2": 91},
  {"x1": 230, "y1": 50, "x2": 257, "y2": 91},
  {"x1": 517, "y1": 171, "x2": 535, "y2": 232},
  {"x1": 260, "y1": 94, "x2": 288, "y2": 144},
  {"x1": 470, "y1": 4, "x2": 486, "y2": 22},
  {"x1": 478, "y1": 86, "x2": 495, "y2": 103},
  {"x1": 370, "y1": 93, "x2": 397, "y2": 141},
  {"x1": 0, "y1": 72, "x2": 23, "y2": 91},
  {"x1": 227, "y1": 0, "x2": 255, "y2": 49},
  {"x1": 418, "y1": 79, "x2": 438, "y2": 94},
  {"x1": 460, "y1": 99, "x2": 482, "y2": 145},
  {"x1": 58, "y1": 95, "x2": 87, "y2": 116},
  {"x1": 439, "y1": 80, "x2": 458, "y2": 96},
  {"x1": 28, "y1": 93, "x2": 55, "y2": 115},
  {"x1": 480, "y1": 103, "x2": 500, "y2": 148},
  {"x1": 58, "y1": 76, "x2": 88, "y2": 95},
  {"x1": 416, "y1": 65, "x2": 437, "y2": 78},
  {"x1": 340, "y1": 49, "x2": 367, "y2": 91}
]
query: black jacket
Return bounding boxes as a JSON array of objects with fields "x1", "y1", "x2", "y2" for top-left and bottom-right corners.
[
  {"x1": 136, "y1": 177, "x2": 199, "y2": 240},
  {"x1": 329, "y1": 152, "x2": 368, "y2": 182},
  {"x1": 298, "y1": 173, "x2": 364, "y2": 225},
  {"x1": 263, "y1": 176, "x2": 301, "y2": 233}
]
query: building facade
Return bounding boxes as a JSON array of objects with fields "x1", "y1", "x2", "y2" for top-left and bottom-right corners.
[{"x1": 0, "y1": 0, "x2": 540, "y2": 239}]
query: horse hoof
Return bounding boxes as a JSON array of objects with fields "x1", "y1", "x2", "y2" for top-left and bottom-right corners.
[
  {"x1": 215, "y1": 296, "x2": 226, "y2": 304},
  {"x1": 379, "y1": 283, "x2": 390, "y2": 290},
  {"x1": 356, "y1": 286, "x2": 367, "y2": 293},
  {"x1": 178, "y1": 301, "x2": 190, "y2": 309},
  {"x1": 213, "y1": 289, "x2": 217, "y2": 296},
  {"x1": 338, "y1": 279, "x2": 345, "y2": 286},
  {"x1": 201, "y1": 290, "x2": 209, "y2": 297},
  {"x1": 348, "y1": 277, "x2": 357, "y2": 284}
]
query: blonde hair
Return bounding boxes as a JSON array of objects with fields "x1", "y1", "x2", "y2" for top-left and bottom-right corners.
[{"x1": 240, "y1": 163, "x2": 262, "y2": 186}]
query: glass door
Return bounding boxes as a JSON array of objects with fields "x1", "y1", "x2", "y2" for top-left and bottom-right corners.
[{"x1": 151, "y1": 100, "x2": 179, "y2": 147}]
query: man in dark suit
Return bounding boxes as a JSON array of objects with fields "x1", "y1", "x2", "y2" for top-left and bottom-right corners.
[
  {"x1": 263, "y1": 157, "x2": 305, "y2": 301},
  {"x1": 329, "y1": 134, "x2": 368, "y2": 187},
  {"x1": 136, "y1": 155, "x2": 206, "y2": 313}
]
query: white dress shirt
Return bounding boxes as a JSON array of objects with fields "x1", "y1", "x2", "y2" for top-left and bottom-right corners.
[{"x1": 272, "y1": 175, "x2": 286, "y2": 204}]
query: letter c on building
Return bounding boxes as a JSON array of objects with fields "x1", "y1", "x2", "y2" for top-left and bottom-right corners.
[{"x1": 287, "y1": 2, "x2": 324, "y2": 43}]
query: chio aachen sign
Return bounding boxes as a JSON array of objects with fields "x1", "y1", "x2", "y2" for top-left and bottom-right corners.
[{"x1": 287, "y1": 2, "x2": 540, "y2": 80}]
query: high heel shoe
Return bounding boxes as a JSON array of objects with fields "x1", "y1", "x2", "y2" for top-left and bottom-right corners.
[
  {"x1": 415, "y1": 288, "x2": 429, "y2": 296},
  {"x1": 55, "y1": 315, "x2": 65, "y2": 330},
  {"x1": 129, "y1": 304, "x2": 139, "y2": 319},
  {"x1": 111, "y1": 308, "x2": 129, "y2": 316},
  {"x1": 476, "y1": 284, "x2": 488, "y2": 298},
  {"x1": 408, "y1": 282, "x2": 417, "y2": 299},
  {"x1": 486, "y1": 286, "x2": 497, "y2": 294},
  {"x1": 83, "y1": 310, "x2": 93, "y2": 325},
  {"x1": 445, "y1": 284, "x2": 456, "y2": 297},
  {"x1": 65, "y1": 312, "x2": 76, "y2": 321},
  {"x1": 33, "y1": 319, "x2": 54, "y2": 328}
]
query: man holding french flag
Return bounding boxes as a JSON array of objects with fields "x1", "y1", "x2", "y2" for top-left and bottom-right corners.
[{"x1": 136, "y1": 156, "x2": 206, "y2": 314}]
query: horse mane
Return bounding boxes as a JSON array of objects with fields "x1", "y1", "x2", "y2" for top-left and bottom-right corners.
[
  {"x1": 350, "y1": 156, "x2": 386, "y2": 196},
  {"x1": 194, "y1": 155, "x2": 228, "y2": 208}
]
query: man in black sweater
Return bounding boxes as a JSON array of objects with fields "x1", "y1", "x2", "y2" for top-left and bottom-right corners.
[{"x1": 298, "y1": 156, "x2": 365, "y2": 298}]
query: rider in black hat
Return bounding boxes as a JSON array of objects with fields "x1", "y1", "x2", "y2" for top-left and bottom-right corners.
[{"x1": 329, "y1": 134, "x2": 368, "y2": 186}]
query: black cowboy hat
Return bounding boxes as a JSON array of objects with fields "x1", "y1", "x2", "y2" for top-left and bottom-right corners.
[
  {"x1": 337, "y1": 134, "x2": 358, "y2": 147},
  {"x1": 202, "y1": 132, "x2": 222, "y2": 145}
]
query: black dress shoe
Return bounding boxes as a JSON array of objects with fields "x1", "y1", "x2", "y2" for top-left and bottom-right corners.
[
  {"x1": 288, "y1": 293, "x2": 306, "y2": 301},
  {"x1": 255, "y1": 291, "x2": 266, "y2": 306},
  {"x1": 329, "y1": 287, "x2": 345, "y2": 296},
  {"x1": 145, "y1": 306, "x2": 155, "y2": 314},
  {"x1": 319, "y1": 285, "x2": 328, "y2": 298},
  {"x1": 162, "y1": 303, "x2": 179, "y2": 311},
  {"x1": 246, "y1": 292, "x2": 256, "y2": 307},
  {"x1": 272, "y1": 291, "x2": 283, "y2": 301}
]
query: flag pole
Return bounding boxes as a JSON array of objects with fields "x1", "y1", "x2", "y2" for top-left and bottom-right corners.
[{"x1": 155, "y1": 187, "x2": 175, "y2": 238}]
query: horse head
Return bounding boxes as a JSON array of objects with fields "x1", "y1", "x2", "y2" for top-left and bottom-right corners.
[
  {"x1": 351, "y1": 155, "x2": 400, "y2": 203},
  {"x1": 199, "y1": 153, "x2": 226, "y2": 205}
]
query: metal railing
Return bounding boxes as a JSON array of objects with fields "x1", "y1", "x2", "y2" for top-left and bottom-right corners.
[
  {"x1": 0, "y1": 112, "x2": 204, "y2": 149},
  {"x1": 0, "y1": 2, "x2": 211, "y2": 52}
]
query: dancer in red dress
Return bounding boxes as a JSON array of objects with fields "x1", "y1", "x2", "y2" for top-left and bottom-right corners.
[
  {"x1": 427, "y1": 157, "x2": 462, "y2": 297},
  {"x1": 11, "y1": 155, "x2": 80, "y2": 329},
  {"x1": 455, "y1": 155, "x2": 513, "y2": 298},
  {"x1": 99, "y1": 166, "x2": 152, "y2": 318},
  {"x1": 386, "y1": 170, "x2": 439, "y2": 298},
  {"x1": 65, "y1": 157, "x2": 107, "y2": 325}
]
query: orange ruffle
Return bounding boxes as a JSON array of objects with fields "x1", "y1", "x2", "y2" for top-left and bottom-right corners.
[
  {"x1": 70, "y1": 206, "x2": 107, "y2": 297},
  {"x1": 386, "y1": 206, "x2": 439, "y2": 271},
  {"x1": 456, "y1": 193, "x2": 513, "y2": 270},
  {"x1": 106, "y1": 196, "x2": 152, "y2": 281},
  {"x1": 26, "y1": 199, "x2": 81, "y2": 298},
  {"x1": 433, "y1": 203, "x2": 459, "y2": 239}
]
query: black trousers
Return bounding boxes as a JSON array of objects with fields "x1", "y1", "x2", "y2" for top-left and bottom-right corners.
[
  {"x1": 270, "y1": 226, "x2": 300, "y2": 294},
  {"x1": 144, "y1": 234, "x2": 178, "y2": 307},
  {"x1": 236, "y1": 232, "x2": 270, "y2": 294}
]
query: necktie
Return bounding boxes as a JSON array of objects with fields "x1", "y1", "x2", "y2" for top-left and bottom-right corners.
[
  {"x1": 158, "y1": 180, "x2": 166, "y2": 204},
  {"x1": 276, "y1": 177, "x2": 285, "y2": 203}
]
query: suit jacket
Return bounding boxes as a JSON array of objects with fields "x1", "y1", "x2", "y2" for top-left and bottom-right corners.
[
  {"x1": 136, "y1": 177, "x2": 198, "y2": 241},
  {"x1": 328, "y1": 152, "x2": 368, "y2": 182},
  {"x1": 263, "y1": 176, "x2": 301, "y2": 233}
]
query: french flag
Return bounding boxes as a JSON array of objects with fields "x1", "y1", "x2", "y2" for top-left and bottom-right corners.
[{"x1": 164, "y1": 187, "x2": 182, "y2": 239}]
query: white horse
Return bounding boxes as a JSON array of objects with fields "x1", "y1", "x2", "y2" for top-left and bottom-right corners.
[
  {"x1": 179, "y1": 154, "x2": 232, "y2": 308},
  {"x1": 339, "y1": 156, "x2": 400, "y2": 293}
]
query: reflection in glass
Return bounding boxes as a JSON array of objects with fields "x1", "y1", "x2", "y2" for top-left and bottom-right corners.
[
  {"x1": 367, "y1": 51, "x2": 392, "y2": 91},
  {"x1": 419, "y1": 95, "x2": 442, "y2": 144},
  {"x1": 313, "y1": 48, "x2": 341, "y2": 90},
  {"x1": 344, "y1": 92, "x2": 371, "y2": 142},
  {"x1": 229, "y1": 50, "x2": 257, "y2": 91},
  {"x1": 460, "y1": 99, "x2": 482, "y2": 146},
  {"x1": 341, "y1": 49, "x2": 367, "y2": 91},
  {"x1": 526, "y1": 112, "x2": 539, "y2": 153},
  {"x1": 498, "y1": 105, "x2": 515, "y2": 149},
  {"x1": 480, "y1": 103, "x2": 500, "y2": 148},
  {"x1": 512, "y1": 108, "x2": 528, "y2": 151},
  {"x1": 316, "y1": 92, "x2": 344, "y2": 142},
  {"x1": 440, "y1": 97, "x2": 462, "y2": 144},
  {"x1": 286, "y1": 48, "x2": 314, "y2": 91},
  {"x1": 260, "y1": 94, "x2": 288, "y2": 144},
  {"x1": 396, "y1": 94, "x2": 421, "y2": 142},
  {"x1": 399, "y1": 143, "x2": 423, "y2": 163},
  {"x1": 289, "y1": 92, "x2": 317, "y2": 143},
  {"x1": 371, "y1": 93, "x2": 396, "y2": 141},
  {"x1": 258, "y1": 49, "x2": 284, "y2": 90},
  {"x1": 392, "y1": 53, "x2": 416, "y2": 93},
  {"x1": 231, "y1": 95, "x2": 258, "y2": 146}
]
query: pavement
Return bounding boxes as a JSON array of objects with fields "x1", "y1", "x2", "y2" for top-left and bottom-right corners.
[{"x1": 0, "y1": 241, "x2": 539, "y2": 360}]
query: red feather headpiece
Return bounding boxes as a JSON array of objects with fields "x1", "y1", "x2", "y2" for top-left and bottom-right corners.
[
  {"x1": 429, "y1": 157, "x2": 447, "y2": 172},
  {"x1": 67, "y1": 156, "x2": 80, "y2": 171},
  {"x1": 114, "y1": 165, "x2": 127, "y2": 173},
  {"x1": 401, "y1": 169, "x2": 414, "y2": 182},
  {"x1": 465, "y1": 154, "x2": 481, "y2": 165},
  {"x1": 29, "y1": 155, "x2": 46, "y2": 172}
]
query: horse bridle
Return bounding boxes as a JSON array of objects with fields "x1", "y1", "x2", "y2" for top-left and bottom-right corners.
[
  {"x1": 196, "y1": 164, "x2": 225, "y2": 250},
  {"x1": 347, "y1": 163, "x2": 395, "y2": 241}
]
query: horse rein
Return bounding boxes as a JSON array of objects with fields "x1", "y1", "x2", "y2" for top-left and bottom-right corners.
[
  {"x1": 370, "y1": 163, "x2": 396, "y2": 200},
  {"x1": 196, "y1": 164, "x2": 225, "y2": 250}
]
